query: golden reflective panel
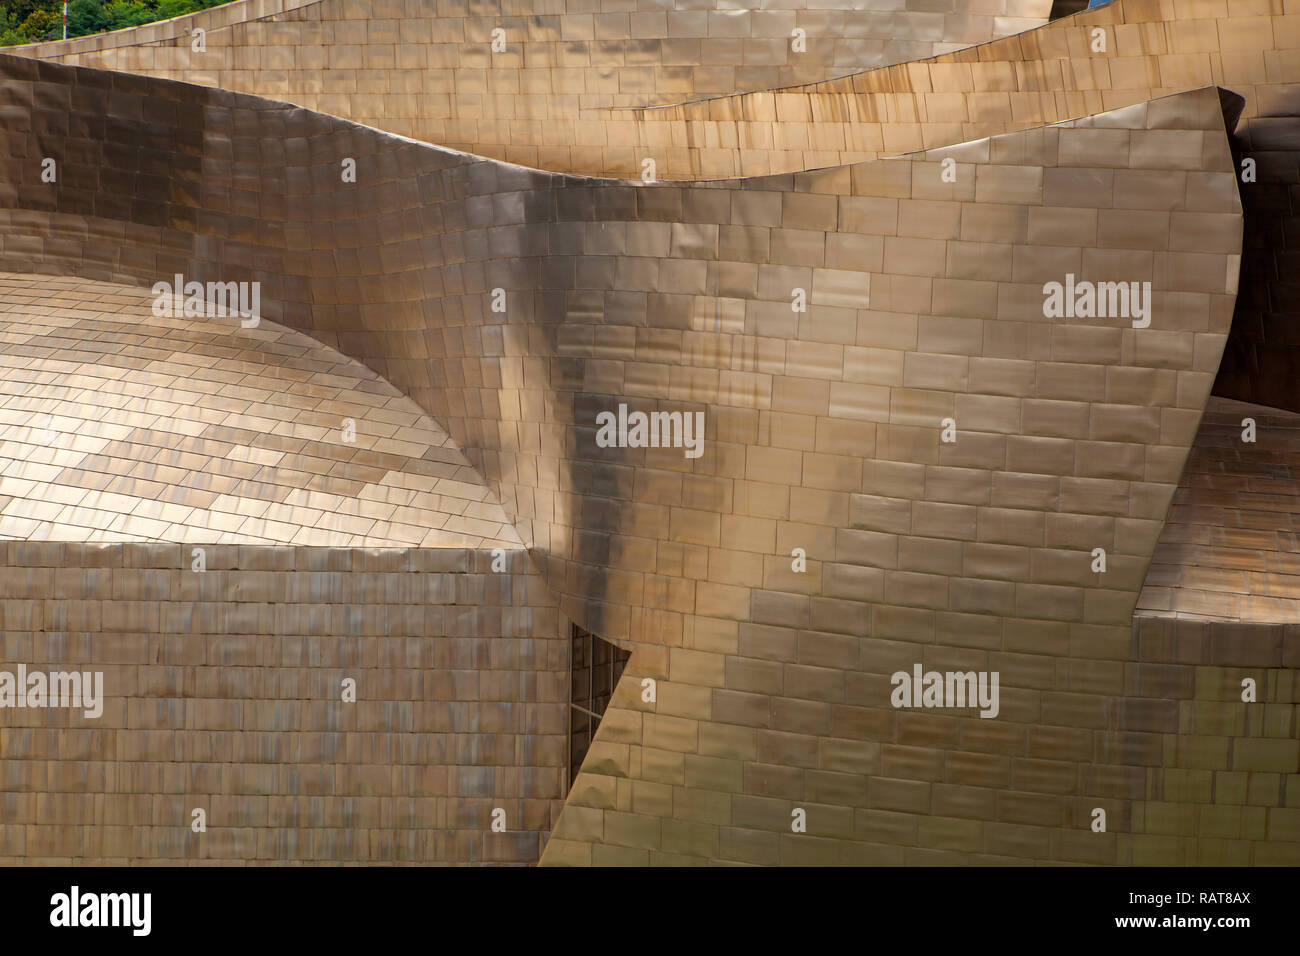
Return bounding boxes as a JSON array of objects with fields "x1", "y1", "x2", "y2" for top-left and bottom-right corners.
[
  {"x1": 9, "y1": 0, "x2": 1056, "y2": 177},
  {"x1": 634, "y1": 0, "x2": 1300, "y2": 177},
  {"x1": 1139, "y1": 397, "x2": 1300, "y2": 624},
  {"x1": 0, "y1": 0, "x2": 1293, "y2": 867},
  {"x1": 0, "y1": 273, "x2": 521, "y2": 549}
]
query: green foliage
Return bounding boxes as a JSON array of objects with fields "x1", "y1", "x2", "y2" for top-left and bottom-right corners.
[
  {"x1": 156, "y1": 0, "x2": 209, "y2": 18},
  {"x1": 0, "y1": 0, "x2": 231, "y2": 45},
  {"x1": 102, "y1": 0, "x2": 154, "y2": 29},
  {"x1": 66, "y1": 0, "x2": 106, "y2": 34},
  {"x1": 20, "y1": 7, "x2": 59, "y2": 38}
]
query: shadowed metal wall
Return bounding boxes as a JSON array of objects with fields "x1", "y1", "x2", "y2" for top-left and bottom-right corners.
[{"x1": 0, "y1": 542, "x2": 567, "y2": 864}]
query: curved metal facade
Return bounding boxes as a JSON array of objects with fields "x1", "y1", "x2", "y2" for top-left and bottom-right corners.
[
  {"x1": 8, "y1": 0, "x2": 1055, "y2": 177},
  {"x1": 0, "y1": 0, "x2": 1294, "y2": 866}
]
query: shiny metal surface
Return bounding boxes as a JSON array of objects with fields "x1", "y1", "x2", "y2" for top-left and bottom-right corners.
[
  {"x1": 8, "y1": 0, "x2": 1055, "y2": 178},
  {"x1": 12, "y1": 0, "x2": 1297, "y2": 415},
  {"x1": 0, "y1": 0, "x2": 1292, "y2": 867},
  {"x1": 1140, "y1": 396, "x2": 1300, "y2": 623},
  {"x1": 0, "y1": 273, "x2": 521, "y2": 549},
  {"x1": 633, "y1": 0, "x2": 1298, "y2": 178}
]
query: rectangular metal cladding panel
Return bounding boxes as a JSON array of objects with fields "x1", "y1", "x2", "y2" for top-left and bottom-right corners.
[{"x1": 0, "y1": 543, "x2": 567, "y2": 864}]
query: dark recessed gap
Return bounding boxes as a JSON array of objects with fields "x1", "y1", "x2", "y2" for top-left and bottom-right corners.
[
  {"x1": 1049, "y1": 0, "x2": 1092, "y2": 19},
  {"x1": 568, "y1": 623, "x2": 631, "y2": 787}
]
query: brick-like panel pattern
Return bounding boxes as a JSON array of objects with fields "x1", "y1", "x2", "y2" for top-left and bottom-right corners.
[
  {"x1": 617, "y1": 0, "x2": 1300, "y2": 415},
  {"x1": 8, "y1": 0, "x2": 1053, "y2": 178},
  {"x1": 1127, "y1": 615, "x2": 1300, "y2": 866},
  {"x1": 0, "y1": 543, "x2": 567, "y2": 864},
  {"x1": 0, "y1": 272, "x2": 523, "y2": 549},
  {"x1": 1, "y1": 53, "x2": 1284, "y2": 865},
  {"x1": 13, "y1": 2, "x2": 1300, "y2": 414},
  {"x1": 632, "y1": 0, "x2": 1297, "y2": 178}
]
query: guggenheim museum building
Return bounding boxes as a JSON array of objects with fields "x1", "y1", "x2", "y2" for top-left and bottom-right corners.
[{"x1": 0, "y1": 0, "x2": 1296, "y2": 866}]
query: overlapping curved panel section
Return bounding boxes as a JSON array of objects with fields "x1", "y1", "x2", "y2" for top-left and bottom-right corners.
[
  {"x1": 0, "y1": 0, "x2": 1295, "y2": 868},
  {"x1": 8, "y1": 0, "x2": 1054, "y2": 176},
  {"x1": 619, "y1": 0, "x2": 1300, "y2": 414},
  {"x1": 12, "y1": 2, "x2": 1299, "y2": 411},
  {"x1": 625, "y1": 0, "x2": 1294, "y2": 176},
  {"x1": 539, "y1": 89, "x2": 1260, "y2": 865},
  {"x1": 13, "y1": 1, "x2": 1298, "y2": 418},
  {"x1": 0, "y1": 273, "x2": 563, "y2": 864}
]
